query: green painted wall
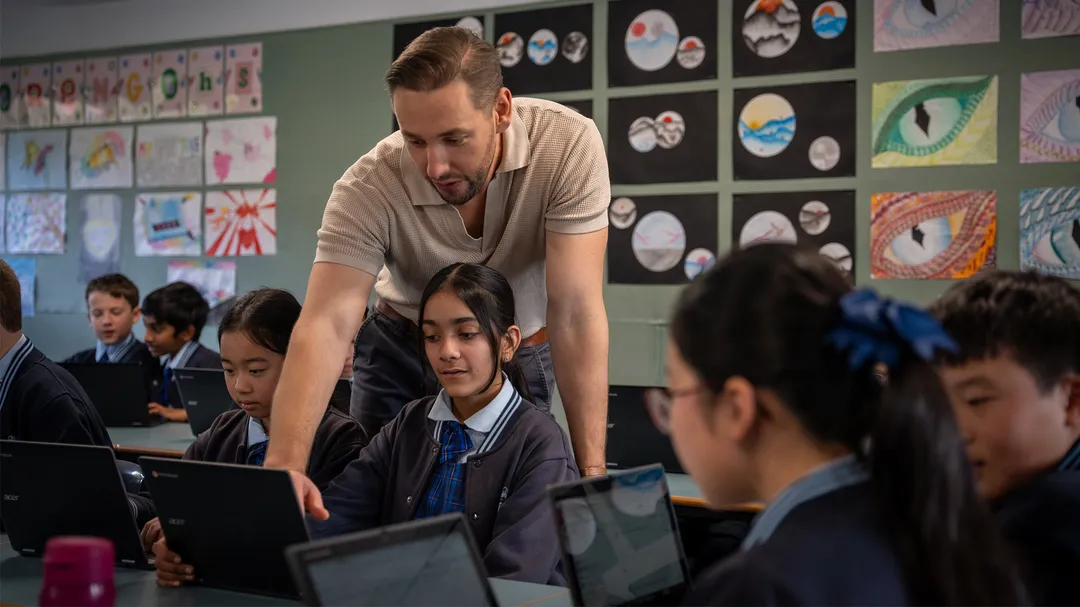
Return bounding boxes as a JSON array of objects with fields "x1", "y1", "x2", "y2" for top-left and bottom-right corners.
[{"x1": 4, "y1": 0, "x2": 1078, "y2": 393}]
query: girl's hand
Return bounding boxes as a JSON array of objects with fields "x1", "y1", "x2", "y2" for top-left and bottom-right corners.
[
  {"x1": 152, "y1": 537, "x2": 195, "y2": 587},
  {"x1": 148, "y1": 403, "x2": 187, "y2": 422}
]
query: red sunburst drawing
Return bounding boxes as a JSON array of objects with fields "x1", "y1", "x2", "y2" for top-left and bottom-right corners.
[{"x1": 204, "y1": 188, "x2": 277, "y2": 256}]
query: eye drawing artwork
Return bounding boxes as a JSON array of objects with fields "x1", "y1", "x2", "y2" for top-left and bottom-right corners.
[
  {"x1": 1020, "y1": 186, "x2": 1080, "y2": 279},
  {"x1": 495, "y1": 4, "x2": 593, "y2": 94},
  {"x1": 732, "y1": 190, "x2": 856, "y2": 278},
  {"x1": 1020, "y1": 69, "x2": 1080, "y2": 164},
  {"x1": 870, "y1": 190, "x2": 996, "y2": 280},
  {"x1": 733, "y1": 81, "x2": 855, "y2": 180},
  {"x1": 608, "y1": 0, "x2": 718, "y2": 87},
  {"x1": 873, "y1": 0, "x2": 1000, "y2": 52},
  {"x1": 607, "y1": 194, "x2": 718, "y2": 285},
  {"x1": 734, "y1": 0, "x2": 855, "y2": 77},
  {"x1": 608, "y1": 91, "x2": 718, "y2": 185},
  {"x1": 871, "y1": 75, "x2": 998, "y2": 168},
  {"x1": 1021, "y1": 0, "x2": 1080, "y2": 39}
]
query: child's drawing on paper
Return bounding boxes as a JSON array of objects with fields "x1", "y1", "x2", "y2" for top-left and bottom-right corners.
[
  {"x1": 85, "y1": 56, "x2": 120, "y2": 124},
  {"x1": 188, "y1": 46, "x2": 225, "y2": 117},
  {"x1": 6, "y1": 129, "x2": 67, "y2": 191},
  {"x1": 52, "y1": 60, "x2": 85, "y2": 125},
  {"x1": 152, "y1": 49, "x2": 188, "y2": 119},
  {"x1": 205, "y1": 117, "x2": 276, "y2": 185},
  {"x1": 134, "y1": 192, "x2": 202, "y2": 256},
  {"x1": 205, "y1": 189, "x2": 277, "y2": 256},
  {"x1": 135, "y1": 122, "x2": 203, "y2": 187},
  {"x1": 118, "y1": 54, "x2": 152, "y2": 122},
  {"x1": 5, "y1": 193, "x2": 67, "y2": 255},
  {"x1": 20, "y1": 63, "x2": 52, "y2": 128},
  {"x1": 70, "y1": 127, "x2": 134, "y2": 189},
  {"x1": 225, "y1": 43, "x2": 262, "y2": 114},
  {"x1": 166, "y1": 260, "x2": 237, "y2": 309}
]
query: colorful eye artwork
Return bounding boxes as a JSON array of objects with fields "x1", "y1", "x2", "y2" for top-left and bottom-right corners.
[
  {"x1": 1020, "y1": 69, "x2": 1080, "y2": 164},
  {"x1": 873, "y1": 0, "x2": 1000, "y2": 52},
  {"x1": 1021, "y1": 0, "x2": 1080, "y2": 39},
  {"x1": 870, "y1": 190, "x2": 996, "y2": 279},
  {"x1": 1020, "y1": 186, "x2": 1080, "y2": 279},
  {"x1": 871, "y1": 75, "x2": 997, "y2": 168}
]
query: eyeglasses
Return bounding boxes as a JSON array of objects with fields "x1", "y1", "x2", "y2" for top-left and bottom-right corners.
[{"x1": 644, "y1": 385, "x2": 706, "y2": 435}]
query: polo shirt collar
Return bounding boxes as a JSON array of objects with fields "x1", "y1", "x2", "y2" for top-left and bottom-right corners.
[
  {"x1": 400, "y1": 107, "x2": 531, "y2": 207},
  {"x1": 428, "y1": 373, "x2": 515, "y2": 433},
  {"x1": 166, "y1": 341, "x2": 198, "y2": 369},
  {"x1": 95, "y1": 332, "x2": 137, "y2": 362},
  {"x1": 247, "y1": 416, "x2": 268, "y2": 447}
]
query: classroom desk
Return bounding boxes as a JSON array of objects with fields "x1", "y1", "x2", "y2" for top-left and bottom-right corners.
[
  {"x1": 109, "y1": 423, "x2": 195, "y2": 459},
  {"x1": 667, "y1": 473, "x2": 762, "y2": 513},
  {"x1": 0, "y1": 537, "x2": 570, "y2": 607}
]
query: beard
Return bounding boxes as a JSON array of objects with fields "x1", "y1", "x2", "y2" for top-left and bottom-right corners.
[{"x1": 429, "y1": 134, "x2": 499, "y2": 206}]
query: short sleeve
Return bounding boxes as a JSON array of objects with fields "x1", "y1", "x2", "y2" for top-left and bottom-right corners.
[
  {"x1": 313, "y1": 153, "x2": 393, "y2": 277},
  {"x1": 544, "y1": 120, "x2": 611, "y2": 235}
]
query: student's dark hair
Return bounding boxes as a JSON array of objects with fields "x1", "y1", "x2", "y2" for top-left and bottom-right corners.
[
  {"x1": 929, "y1": 270, "x2": 1080, "y2": 392},
  {"x1": 85, "y1": 273, "x2": 140, "y2": 309},
  {"x1": 0, "y1": 260, "x2": 23, "y2": 333},
  {"x1": 217, "y1": 288, "x2": 301, "y2": 356},
  {"x1": 418, "y1": 263, "x2": 532, "y2": 401},
  {"x1": 386, "y1": 26, "x2": 502, "y2": 112},
  {"x1": 142, "y1": 282, "x2": 210, "y2": 340},
  {"x1": 670, "y1": 244, "x2": 1026, "y2": 606}
]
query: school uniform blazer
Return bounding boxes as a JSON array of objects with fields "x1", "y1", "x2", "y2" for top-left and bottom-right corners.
[
  {"x1": 308, "y1": 394, "x2": 579, "y2": 586},
  {"x1": 993, "y1": 468, "x2": 1080, "y2": 606},
  {"x1": 129, "y1": 406, "x2": 367, "y2": 528},
  {"x1": 64, "y1": 339, "x2": 162, "y2": 401},
  {"x1": 685, "y1": 483, "x2": 910, "y2": 606},
  {"x1": 164, "y1": 343, "x2": 222, "y2": 409},
  {"x1": 0, "y1": 339, "x2": 112, "y2": 447}
]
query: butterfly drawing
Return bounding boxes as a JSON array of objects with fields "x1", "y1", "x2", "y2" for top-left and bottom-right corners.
[{"x1": 22, "y1": 141, "x2": 55, "y2": 176}]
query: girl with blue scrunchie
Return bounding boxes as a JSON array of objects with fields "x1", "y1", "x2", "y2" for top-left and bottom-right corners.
[{"x1": 656, "y1": 244, "x2": 1028, "y2": 606}]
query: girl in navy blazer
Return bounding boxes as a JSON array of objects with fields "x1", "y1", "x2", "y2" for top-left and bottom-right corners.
[{"x1": 658, "y1": 244, "x2": 1028, "y2": 605}]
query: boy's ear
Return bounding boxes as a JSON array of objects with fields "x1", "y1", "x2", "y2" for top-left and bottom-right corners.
[
  {"x1": 178, "y1": 324, "x2": 197, "y2": 342},
  {"x1": 1063, "y1": 374, "x2": 1080, "y2": 430},
  {"x1": 132, "y1": 306, "x2": 142, "y2": 322}
]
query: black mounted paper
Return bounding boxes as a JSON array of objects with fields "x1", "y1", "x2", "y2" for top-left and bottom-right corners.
[
  {"x1": 732, "y1": 80, "x2": 855, "y2": 181},
  {"x1": 495, "y1": 4, "x2": 593, "y2": 94},
  {"x1": 733, "y1": 0, "x2": 855, "y2": 77},
  {"x1": 607, "y1": 193, "x2": 718, "y2": 285},
  {"x1": 609, "y1": 91, "x2": 718, "y2": 185},
  {"x1": 608, "y1": 0, "x2": 718, "y2": 87},
  {"x1": 731, "y1": 190, "x2": 856, "y2": 278}
]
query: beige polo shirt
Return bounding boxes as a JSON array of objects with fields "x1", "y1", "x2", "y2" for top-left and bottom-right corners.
[{"x1": 314, "y1": 97, "x2": 610, "y2": 337}]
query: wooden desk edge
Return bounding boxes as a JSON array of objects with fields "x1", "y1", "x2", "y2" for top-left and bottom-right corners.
[
  {"x1": 114, "y1": 444, "x2": 186, "y2": 458},
  {"x1": 672, "y1": 495, "x2": 763, "y2": 512}
]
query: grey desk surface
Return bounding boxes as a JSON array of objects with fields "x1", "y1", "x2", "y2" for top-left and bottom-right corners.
[
  {"x1": 108, "y1": 422, "x2": 196, "y2": 456},
  {"x1": 0, "y1": 538, "x2": 571, "y2": 607}
]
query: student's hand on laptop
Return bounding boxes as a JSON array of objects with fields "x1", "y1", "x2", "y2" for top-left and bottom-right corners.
[
  {"x1": 148, "y1": 402, "x2": 187, "y2": 422},
  {"x1": 152, "y1": 537, "x2": 194, "y2": 587},
  {"x1": 140, "y1": 517, "x2": 163, "y2": 552},
  {"x1": 286, "y1": 469, "x2": 329, "y2": 520}
]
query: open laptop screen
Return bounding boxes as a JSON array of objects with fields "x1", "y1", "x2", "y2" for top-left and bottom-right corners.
[
  {"x1": 550, "y1": 465, "x2": 688, "y2": 606},
  {"x1": 287, "y1": 514, "x2": 496, "y2": 607}
]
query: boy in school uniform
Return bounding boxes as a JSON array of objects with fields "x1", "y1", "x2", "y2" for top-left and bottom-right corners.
[
  {"x1": 0, "y1": 260, "x2": 111, "y2": 446},
  {"x1": 64, "y1": 274, "x2": 161, "y2": 389},
  {"x1": 931, "y1": 270, "x2": 1080, "y2": 606},
  {"x1": 142, "y1": 282, "x2": 221, "y2": 423}
]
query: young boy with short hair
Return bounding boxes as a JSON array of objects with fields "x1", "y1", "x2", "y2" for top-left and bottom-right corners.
[
  {"x1": 0, "y1": 260, "x2": 111, "y2": 446},
  {"x1": 930, "y1": 271, "x2": 1080, "y2": 606},
  {"x1": 64, "y1": 274, "x2": 160, "y2": 381},
  {"x1": 142, "y1": 282, "x2": 221, "y2": 422}
]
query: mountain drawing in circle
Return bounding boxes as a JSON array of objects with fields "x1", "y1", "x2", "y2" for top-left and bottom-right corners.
[
  {"x1": 738, "y1": 93, "x2": 796, "y2": 157},
  {"x1": 812, "y1": 2, "x2": 847, "y2": 39},
  {"x1": 625, "y1": 9, "x2": 680, "y2": 72},
  {"x1": 743, "y1": 0, "x2": 801, "y2": 58}
]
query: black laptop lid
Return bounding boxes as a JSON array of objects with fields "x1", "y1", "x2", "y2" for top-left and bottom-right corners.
[
  {"x1": 173, "y1": 368, "x2": 235, "y2": 435},
  {"x1": 549, "y1": 464, "x2": 689, "y2": 606},
  {"x1": 0, "y1": 440, "x2": 148, "y2": 566},
  {"x1": 285, "y1": 513, "x2": 497, "y2": 607},
  {"x1": 140, "y1": 457, "x2": 309, "y2": 598},
  {"x1": 59, "y1": 362, "x2": 155, "y2": 426},
  {"x1": 607, "y1": 386, "x2": 683, "y2": 474}
]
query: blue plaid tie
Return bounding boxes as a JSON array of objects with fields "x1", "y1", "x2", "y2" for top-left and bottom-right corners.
[
  {"x1": 247, "y1": 441, "x2": 269, "y2": 466},
  {"x1": 97, "y1": 351, "x2": 110, "y2": 363},
  {"x1": 159, "y1": 366, "x2": 173, "y2": 405},
  {"x1": 415, "y1": 421, "x2": 473, "y2": 518}
]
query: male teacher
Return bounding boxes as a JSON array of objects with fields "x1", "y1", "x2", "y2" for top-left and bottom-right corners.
[{"x1": 265, "y1": 27, "x2": 611, "y2": 512}]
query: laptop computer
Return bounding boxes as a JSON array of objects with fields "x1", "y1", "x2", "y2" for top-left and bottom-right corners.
[
  {"x1": 59, "y1": 362, "x2": 162, "y2": 427},
  {"x1": 173, "y1": 368, "x2": 236, "y2": 435},
  {"x1": 0, "y1": 441, "x2": 153, "y2": 569},
  {"x1": 140, "y1": 457, "x2": 309, "y2": 598},
  {"x1": 285, "y1": 513, "x2": 498, "y2": 607},
  {"x1": 548, "y1": 464, "x2": 690, "y2": 606},
  {"x1": 607, "y1": 386, "x2": 683, "y2": 474}
]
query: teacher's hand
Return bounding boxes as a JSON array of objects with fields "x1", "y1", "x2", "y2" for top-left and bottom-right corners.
[{"x1": 286, "y1": 469, "x2": 329, "y2": 520}]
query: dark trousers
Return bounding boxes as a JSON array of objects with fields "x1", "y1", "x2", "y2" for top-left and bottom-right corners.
[{"x1": 351, "y1": 308, "x2": 556, "y2": 437}]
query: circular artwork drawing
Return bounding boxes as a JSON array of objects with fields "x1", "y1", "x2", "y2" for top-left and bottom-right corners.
[
  {"x1": 738, "y1": 93, "x2": 796, "y2": 158},
  {"x1": 497, "y1": 32, "x2": 524, "y2": 67},
  {"x1": 562, "y1": 32, "x2": 590, "y2": 63},
  {"x1": 684, "y1": 248, "x2": 716, "y2": 280},
  {"x1": 743, "y1": 0, "x2": 801, "y2": 58},
  {"x1": 610, "y1": 197, "x2": 638, "y2": 229},
  {"x1": 528, "y1": 29, "x2": 558, "y2": 65},
  {"x1": 455, "y1": 16, "x2": 484, "y2": 37},
  {"x1": 809, "y1": 136, "x2": 841, "y2": 171},
  {"x1": 740, "y1": 210, "x2": 798, "y2": 248},
  {"x1": 629, "y1": 116, "x2": 658, "y2": 153},
  {"x1": 654, "y1": 111, "x2": 685, "y2": 149},
  {"x1": 812, "y1": 2, "x2": 847, "y2": 39},
  {"x1": 820, "y1": 242, "x2": 853, "y2": 273},
  {"x1": 632, "y1": 211, "x2": 687, "y2": 272},
  {"x1": 557, "y1": 498, "x2": 597, "y2": 556},
  {"x1": 799, "y1": 200, "x2": 831, "y2": 235},
  {"x1": 676, "y1": 36, "x2": 706, "y2": 69},
  {"x1": 625, "y1": 9, "x2": 680, "y2": 71}
]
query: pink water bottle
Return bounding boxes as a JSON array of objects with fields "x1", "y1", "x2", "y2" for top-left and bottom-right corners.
[{"x1": 39, "y1": 537, "x2": 116, "y2": 607}]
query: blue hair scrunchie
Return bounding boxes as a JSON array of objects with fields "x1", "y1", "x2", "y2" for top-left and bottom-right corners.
[{"x1": 825, "y1": 289, "x2": 959, "y2": 371}]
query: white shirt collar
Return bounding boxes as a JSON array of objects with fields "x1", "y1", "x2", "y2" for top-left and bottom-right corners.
[
  {"x1": 95, "y1": 332, "x2": 137, "y2": 361},
  {"x1": 247, "y1": 416, "x2": 268, "y2": 447},
  {"x1": 0, "y1": 334, "x2": 29, "y2": 386},
  {"x1": 427, "y1": 373, "x2": 516, "y2": 432},
  {"x1": 166, "y1": 341, "x2": 198, "y2": 369}
]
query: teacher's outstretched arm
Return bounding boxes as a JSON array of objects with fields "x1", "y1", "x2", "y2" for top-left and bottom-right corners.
[{"x1": 265, "y1": 261, "x2": 375, "y2": 517}]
